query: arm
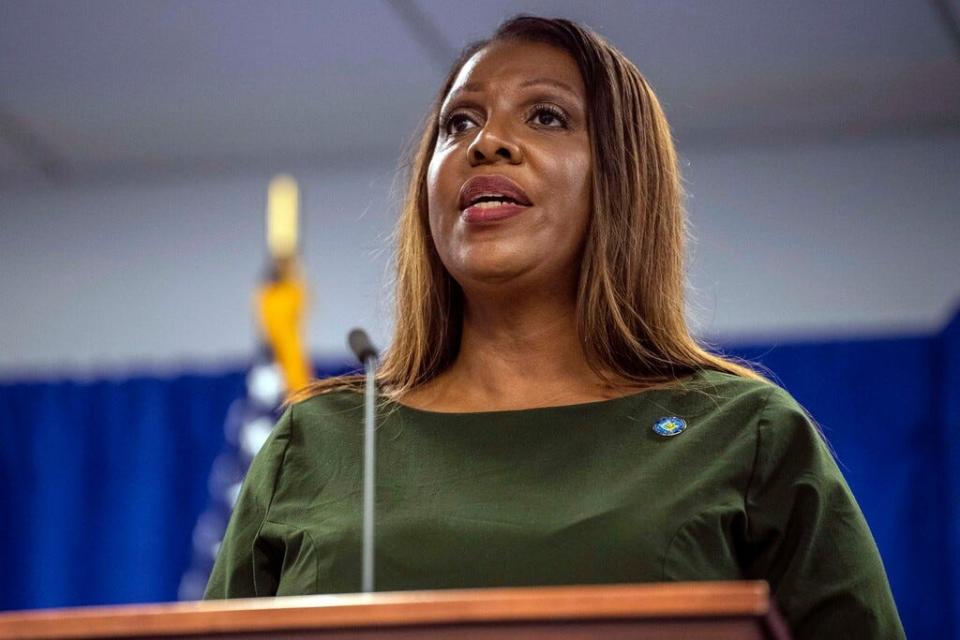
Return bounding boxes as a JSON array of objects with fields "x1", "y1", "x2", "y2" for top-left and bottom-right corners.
[
  {"x1": 203, "y1": 408, "x2": 292, "y2": 599},
  {"x1": 743, "y1": 386, "x2": 905, "y2": 639}
]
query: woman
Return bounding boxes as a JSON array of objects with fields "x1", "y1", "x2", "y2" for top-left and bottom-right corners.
[{"x1": 205, "y1": 16, "x2": 904, "y2": 639}]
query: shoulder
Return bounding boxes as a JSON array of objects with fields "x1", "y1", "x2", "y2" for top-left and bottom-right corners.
[
  {"x1": 250, "y1": 391, "x2": 365, "y2": 470},
  {"x1": 275, "y1": 389, "x2": 366, "y2": 457},
  {"x1": 289, "y1": 389, "x2": 365, "y2": 424},
  {"x1": 685, "y1": 369, "x2": 811, "y2": 426},
  {"x1": 698, "y1": 371, "x2": 842, "y2": 499},
  {"x1": 281, "y1": 390, "x2": 368, "y2": 450},
  {"x1": 241, "y1": 391, "x2": 367, "y2": 508},
  {"x1": 664, "y1": 370, "x2": 825, "y2": 463},
  {"x1": 672, "y1": 368, "x2": 778, "y2": 424},
  {"x1": 679, "y1": 372, "x2": 846, "y2": 520},
  {"x1": 712, "y1": 369, "x2": 826, "y2": 448}
]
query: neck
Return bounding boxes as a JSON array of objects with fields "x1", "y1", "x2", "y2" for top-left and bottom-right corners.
[{"x1": 407, "y1": 284, "x2": 634, "y2": 411}]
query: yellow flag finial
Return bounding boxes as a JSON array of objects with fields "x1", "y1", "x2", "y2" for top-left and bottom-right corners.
[{"x1": 267, "y1": 174, "x2": 299, "y2": 259}]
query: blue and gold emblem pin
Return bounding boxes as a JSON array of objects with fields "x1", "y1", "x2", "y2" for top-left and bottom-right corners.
[{"x1": 652, "y1": 416, "x2": 687, "y2": 437}]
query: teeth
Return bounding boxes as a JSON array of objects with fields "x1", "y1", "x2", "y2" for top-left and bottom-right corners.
[{"x1": 473, "y1": 200, "x2": 512, "y2": 208}]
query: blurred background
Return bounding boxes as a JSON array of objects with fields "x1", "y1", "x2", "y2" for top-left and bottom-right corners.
[{"x1": 0, "y1": 1, "x2": 958, "y2": 637}]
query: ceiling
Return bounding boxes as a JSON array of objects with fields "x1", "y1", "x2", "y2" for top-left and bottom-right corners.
[{"x1": 1, "y1": 0, "x2": 958, "y2": 187}]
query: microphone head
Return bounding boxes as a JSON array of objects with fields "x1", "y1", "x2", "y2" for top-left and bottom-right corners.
[{"x1": 348, "y1": 328, "x2": 378, "y2": 364}]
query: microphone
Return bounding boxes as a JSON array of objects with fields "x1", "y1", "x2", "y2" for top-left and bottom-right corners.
[
  {"x1": 348, "y1": 328, "x2": 378, "y2": 364},
  {"x1": 348, "y1": 328, "x2": 379, "y2": 593}
]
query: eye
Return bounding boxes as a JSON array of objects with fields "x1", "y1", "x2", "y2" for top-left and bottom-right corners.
[
  {"x1": 529, "y1": 104, "x2": 568, "y2": 128},
  {"x1": 441, "y1": 112, "x2": 478, "y2": 136}
]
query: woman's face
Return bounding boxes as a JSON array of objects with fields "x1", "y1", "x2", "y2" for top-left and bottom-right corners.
[{"x1": 426, "y1": 39, "x2": 592, "y2": 296}]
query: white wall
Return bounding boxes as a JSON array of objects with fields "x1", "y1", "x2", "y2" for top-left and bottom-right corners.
[
  {"x1": 0, "y1": 162, "x2": 400, "y2": 377},
  {"x1": 683, "y1": 131, "x2": 960, "y2": 342},
  {"x1": 1, "y1": 131, "x2": 958, "y2": 377}
]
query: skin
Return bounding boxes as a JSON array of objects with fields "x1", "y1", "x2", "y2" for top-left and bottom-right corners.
[{"x1": 403, "y1": 40, "x2": 643, "y2": 412}]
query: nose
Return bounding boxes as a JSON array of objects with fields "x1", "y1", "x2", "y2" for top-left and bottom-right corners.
[{"x1": 467, "y1": 122, "x2": 523, "y2": 166}]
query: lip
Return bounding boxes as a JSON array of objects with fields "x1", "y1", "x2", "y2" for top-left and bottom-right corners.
[
  {"x1": 462, "y1": 201, "x2": 529, "y2": 224},
  {"x1": 457, "y1": 175, "x2": 533, "y2": 212}
]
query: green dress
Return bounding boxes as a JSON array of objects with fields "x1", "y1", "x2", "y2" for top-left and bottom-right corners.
[{"x1": 204, "y1": 369, "x2": 904, "y2": 639}]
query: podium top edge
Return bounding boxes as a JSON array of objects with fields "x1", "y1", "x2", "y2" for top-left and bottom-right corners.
[{"x1": 0, "y1": 581, "x2": 774, "y2": 640}]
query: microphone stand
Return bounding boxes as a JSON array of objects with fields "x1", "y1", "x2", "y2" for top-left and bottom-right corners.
[{"x1": 348, "y1": 329, "x2": 378, "y2": 593}]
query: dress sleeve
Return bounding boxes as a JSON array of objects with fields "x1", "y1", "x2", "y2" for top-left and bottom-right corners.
[
  {"x1": 742, "y1": 386, "x2": 905, "y2": 639},
  {"x1": 203, "y1": 407, "x2": 292, "y2": 599}
]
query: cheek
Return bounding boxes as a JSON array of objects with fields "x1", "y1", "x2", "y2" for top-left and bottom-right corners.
[
  {"x1": 566, "y1": 147, "x2": 592, "y2": 203},
  {"x1": 552, "y1": 147, "x2": 592, "y2": 234},
  {"x1": 543, "y1": 149, "x2": 592, "y2": 272}
]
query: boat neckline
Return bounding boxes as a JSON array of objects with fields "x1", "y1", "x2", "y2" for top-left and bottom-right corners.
[{"x1": 389, "y1": 370, "x2": 710, "y2": 418}]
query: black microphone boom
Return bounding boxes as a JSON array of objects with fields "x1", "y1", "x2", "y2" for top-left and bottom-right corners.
[
  {"x1": 348, "y1": 328, "x2": 378, "y2": 363},
  {"x1": 347, "y1": 327, "x2": 378, "y2": 593}
]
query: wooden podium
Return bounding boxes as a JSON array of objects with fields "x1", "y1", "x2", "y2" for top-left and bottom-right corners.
[{"x1": 0, "y1": 582, "x2": 789, "y2": 639}]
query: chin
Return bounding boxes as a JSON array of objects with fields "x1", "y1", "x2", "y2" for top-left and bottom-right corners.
[
  {"x1": 446, "y1": 255, "x2": 538, "y2": 290},
  {"x1": 446, "y1": 243, "x2": 525, "y2": 279},
  {"x1": 454, "y1": 262, "x2": 528, "y2": 287}
]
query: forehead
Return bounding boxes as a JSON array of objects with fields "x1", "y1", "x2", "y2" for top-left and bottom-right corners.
[{"x1": 445, "y1": 39, "x2": 585, "y2": 100}]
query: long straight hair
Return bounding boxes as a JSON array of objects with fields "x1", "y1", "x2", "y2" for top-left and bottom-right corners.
[{"x1": 292, "y1": 15, "x2": 762, "y2": 402}]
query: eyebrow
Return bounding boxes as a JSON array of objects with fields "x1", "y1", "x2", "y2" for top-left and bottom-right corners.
[
  {"x1": 453, "y1": 77, "x2": 580, "y2": 97},
  {"x1": 519, "y1": 77, "x2": 579, "y2": 93}
]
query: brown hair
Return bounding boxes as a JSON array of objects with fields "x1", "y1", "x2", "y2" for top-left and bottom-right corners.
[{"x1": 291, "y1": 15, "x2": 762, "y2": 403}]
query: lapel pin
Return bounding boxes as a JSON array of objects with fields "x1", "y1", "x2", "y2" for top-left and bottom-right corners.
[{"x1": 653, "y1": 416, "x2": 687, "y2": 437}]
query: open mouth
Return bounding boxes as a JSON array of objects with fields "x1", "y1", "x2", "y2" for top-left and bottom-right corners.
[
  {"x1": 458, "y1": 175, "x2": 532, "y2": 223},
  {"x1": 465, "y1": 193, "x2": 526, "y2": 209}
]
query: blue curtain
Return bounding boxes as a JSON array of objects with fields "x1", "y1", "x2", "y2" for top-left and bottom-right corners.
[
  {"x1": 1, "y1": 312, "x2": 957, "y2": 639},
  {"x1": 0, "y1": 371, "x2": 244, "y2": 609},
  {"x1": 939, "y1": 312, "x2": 960, "y2": 639}
]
